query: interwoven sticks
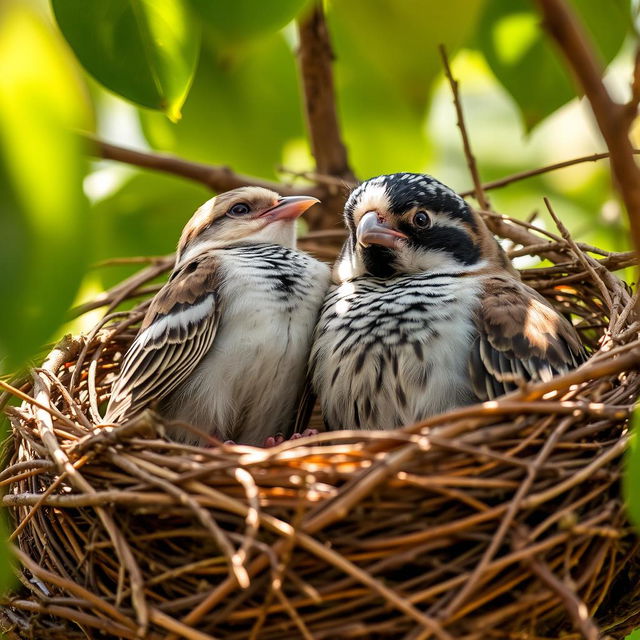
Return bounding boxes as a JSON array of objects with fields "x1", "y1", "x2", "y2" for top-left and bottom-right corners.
[{"x1": 1, "y1": 214, "x2": 640, "y2": 640}]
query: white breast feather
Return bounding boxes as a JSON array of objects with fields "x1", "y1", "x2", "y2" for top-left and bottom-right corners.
[
  {"x1": 312, "y1": 271, "x2": 481, "y2": 430},
  {"x1": 165, "y1": 245, "x2": 330, "y2": 445}
]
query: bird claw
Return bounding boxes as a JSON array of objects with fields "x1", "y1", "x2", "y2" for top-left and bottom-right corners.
[
  {"x1": 263, "y1": 433, "x2": 286, "y2": 448},
  {"x1": 264, "y1": 428, "x2": 319, "y2": 447}
]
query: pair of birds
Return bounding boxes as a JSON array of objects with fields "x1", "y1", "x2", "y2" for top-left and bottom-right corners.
[{"x1": 105, "y1": 173, "x2": 585, "y2": 445}]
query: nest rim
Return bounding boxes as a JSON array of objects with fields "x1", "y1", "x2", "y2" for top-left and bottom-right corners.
[{"x1": 2, "y1": 213, "x2": 640, "y2": 640}]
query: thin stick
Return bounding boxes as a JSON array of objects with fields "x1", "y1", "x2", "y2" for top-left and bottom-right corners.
[
  {"x1": 543, "y1": 197, "x2": 614, "y2": 310},
  {"x1": 86, "y1": 135, "x2": 299, "y2": 196},
  {"x1": 443, "y1": 417, "x2": 572, "y2": 616},
  {"x1": 459, "y1": 150, "x2": 640, "y2": 197},
  {"x1": 439, "y1": 45, "x2": 489, "y2": 211},
  {"x1": 528, "y1": 558, "x2": 600, "y2": 640}
]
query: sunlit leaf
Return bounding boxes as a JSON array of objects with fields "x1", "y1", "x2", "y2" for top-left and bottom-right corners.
[
  {"x1": 140, "y1": 34, "x2": 303, "y2": 178},
  {"x1": 476, "y1": 0, "x2": 631, "y2": 130},
  {"x1": 92, "y1": 171, "x2": 210, "y2": 289},
  {"x1": 188, "y1": 0, "x2": 309, "y2": 45},
  {"x1": 0, "y1": 2, "x2": 93, "y2": 371},
  {"x1": 625, "y1": 629, "x2": 640, "y2": 640},
  {"x1": 328, "y1": 0, "x2": 486, "y2": 176},
  {"x1": 624, "y1": 410, "x2": 640, "y2": 533},
  {"x1": 52, "y1": 0, "x2": 200, "y2": 121}
]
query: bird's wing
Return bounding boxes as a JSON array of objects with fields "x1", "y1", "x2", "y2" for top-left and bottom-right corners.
[
  {"x1": 469, "y1": 276, "x2": 586, "y2": 401},
  {"x1": 104, "y1": 255, "x2": 221, "y2": 422}
]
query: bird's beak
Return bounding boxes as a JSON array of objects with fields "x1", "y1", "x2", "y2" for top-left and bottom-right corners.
[
  {"x1": 259, "y1": 195, "x2": 320, "y2": 221},
  {"x1": 356, "y1": 211, "x2": 407, "y2": 249}
]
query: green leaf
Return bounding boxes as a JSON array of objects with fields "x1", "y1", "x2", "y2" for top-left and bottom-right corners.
[
  {"x1": 0, "y1": 2, "x2": 92, "y2": 371},
  {"x1": 327, "y1": 0, "x2": 486, "y2": 177},
  {"x1": 51, "y1": 0, "x2": 200, "y2": 121},
  {"x1": 187, "y1": 0, "x2": 309, "y2": 45},
  {"x1": 0, "y1": 511, "x2": 12, "y2": 593},
  {"x1": 92, "y1": 171, "x2": 211, "y2": 289},
  {"x1": 140, "y1": 34, "x2": 303, "y2": 178},
  {"x1": 476, "y1": 0, "x2": 631, "y2": 130},
  {"x1": 624, "y1": 409, "x2": 640, "y2": 533},
  {"x1": 625, "y1": 630, "x2": 640, "y2": 640}
]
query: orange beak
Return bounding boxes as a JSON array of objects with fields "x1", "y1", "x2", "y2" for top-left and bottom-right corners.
[{"x1": 259, "y1": 195, "x2": 320, "y2": 221}]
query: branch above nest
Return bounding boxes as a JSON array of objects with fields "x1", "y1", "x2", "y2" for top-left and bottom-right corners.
[{"x1": 535, "y1": 0, "x2": 640, "y2": 283}]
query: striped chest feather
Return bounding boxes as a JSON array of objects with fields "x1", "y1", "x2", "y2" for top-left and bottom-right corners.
[
  {"x1": 166, "y1": 243, "x2": 330, "y2": 444},
  {"x1": 311, "y1": 271, "x2": 481, "y2": 430}
]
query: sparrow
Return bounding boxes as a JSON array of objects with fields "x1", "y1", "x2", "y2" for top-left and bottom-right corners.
[
  {"x1": 310, "y1": 173, "x2": 586, "y2": 431},
  {"x1": 105, "y1": 186, "x2": 330, "y2": 446}
]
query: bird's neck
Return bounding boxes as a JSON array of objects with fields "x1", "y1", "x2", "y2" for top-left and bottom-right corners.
[{"x1": 176, "y1": 221, "x2": 298, "y2": 267}]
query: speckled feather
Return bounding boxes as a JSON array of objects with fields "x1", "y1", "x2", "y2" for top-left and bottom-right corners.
[
  {"x1": 311, "y1": 173, "x2": 586, "y2": 430},
  {"x1": 105, "y1": 186, "x2": 330, "y2": 445}
]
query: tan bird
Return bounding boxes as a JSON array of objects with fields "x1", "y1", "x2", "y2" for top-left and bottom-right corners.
[{"x1": 105, "y1": 186, "x2": 330, "y2": 445}]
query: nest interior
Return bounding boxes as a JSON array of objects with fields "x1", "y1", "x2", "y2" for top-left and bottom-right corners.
[{"x1": 1, "y1": 213, "x2": 640, "y2": 640}]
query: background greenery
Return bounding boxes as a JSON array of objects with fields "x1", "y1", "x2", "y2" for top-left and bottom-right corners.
[{"x1": 0, "y1": 0, "x2": 639, "y2": 630}]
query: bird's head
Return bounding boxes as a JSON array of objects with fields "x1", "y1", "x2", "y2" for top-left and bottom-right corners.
[
  {"x1": 176, "y1": 186, "x2": 319, "y2": 264},
  {"x1": 335, "y1": 173, "x2": 512, "y2": 280}
]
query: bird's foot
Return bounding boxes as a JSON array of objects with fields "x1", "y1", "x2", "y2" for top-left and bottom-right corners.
[{"x1": 263, "y1": 429, "x2": 319, "y2": 448}]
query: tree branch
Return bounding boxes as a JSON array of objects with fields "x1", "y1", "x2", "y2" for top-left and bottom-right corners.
[
  {"x1": 624, "y1": 46, "x2": 640, "y2": 126},
  {"x1": 86, "y1": 135, "x2": 308, "y2": 197},
  {"x1": 459, "y1": 149, "x2": 640, "y2": 197},
  {"x1": 535, "y1": 0, "x2": 640, "y2": 277},
  {"x1": 296, "y1": 2, "x2": 356, "y2": 231},
  {"x1": 439, "y1": 45, "x2": 490, "y2": 211},
  {"x1": 296, "y1": 3, "x2": 354, "y2": 182}
]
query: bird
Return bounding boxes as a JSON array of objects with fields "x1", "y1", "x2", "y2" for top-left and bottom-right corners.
[
  {"x1": 310, "y1": 173, "x2": 586, "y2": 431},
  {"x1": 105, "y1": 186, "x2": 330, "y2": 446}
]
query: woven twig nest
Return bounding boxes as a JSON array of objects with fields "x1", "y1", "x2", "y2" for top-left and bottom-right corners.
[{"x1": 2, "y1": 212, "x2": 640, "y2": 640}]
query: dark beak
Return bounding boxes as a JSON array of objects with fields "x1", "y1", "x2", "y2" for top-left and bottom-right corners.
[
  {"x1": 356, "y1": 211, "x2": 407, "y2": 249},
  {"x1": 260, "y1": 195, "x2": 320, "y2": 221}
]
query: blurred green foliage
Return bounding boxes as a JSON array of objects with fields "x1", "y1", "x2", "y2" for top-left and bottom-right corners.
[
  {"x1": 0, "y1": 1, "x2": 92, "y2": 372},
  {"x1": 52, "y1": 0, "x2": 200, "y2": 121},
  {"x1": 1, "y1": 0, "x2": 640, "y2": 622},
  {"x1": 477, "y1": 0, "x2": 631, "y2": 130},
  {"x1": 624, "y1": 411, "x2": 640, "y2": 531}
]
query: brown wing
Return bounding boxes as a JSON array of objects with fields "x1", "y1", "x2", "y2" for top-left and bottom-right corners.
[
  {"x1": 104, "y1": 254, "x2": 221, "y2": 422},
  {"x1": 469, "y1": 276, "x2": 586, "y2": 401}
]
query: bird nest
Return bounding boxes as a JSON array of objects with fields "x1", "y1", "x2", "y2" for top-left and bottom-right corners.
[{"x1": 2, "y1": 211, "x2": 640, "y2": 640}]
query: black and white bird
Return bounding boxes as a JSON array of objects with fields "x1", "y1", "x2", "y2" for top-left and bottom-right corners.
[
  {"x1": 105, "y1": 186, "x2": 330, "y2": 445},
  {"x1": 310, "y1": 173, "x2": 585, "y2": 430}
]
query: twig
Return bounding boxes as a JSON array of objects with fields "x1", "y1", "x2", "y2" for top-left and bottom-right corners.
[
  {"x1": 30, "y1": 336, "x2": 149, "y2": 635},
  {"x1": 12, "y1": 546, "x2": 136, "y2": 632},
  {"x1": 443, "y1": 417, "x2": 572, "y2": 616},
  {"x1": 528, "y1": 557, "x2": 600, "y2": 640},
  {"x1": 459, "y1": 150, "x2": 640, "y2": 197},
  {"x1": 543, "y1": 197, "x2": 614, "y2": 311},
  {"x1": 86, "y1": 135, "x2": 300, "y2": 196},
  {"x1": 439, "y1": 45, "x2": 490, "y2": 210},
  {"x1": 535, "y1": 0, "x2": 640, "y2": 294},
  {"x1": 108, "y1": 451, "x2": 249, "y2": 589}
]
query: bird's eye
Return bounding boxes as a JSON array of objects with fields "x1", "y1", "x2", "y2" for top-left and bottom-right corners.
[
  {"x1": 228, "y1": 202, "x2": 251, "y2": 216},
  {"x1": 413, "y1": 211, "x2": 430, "y2": 228}
]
